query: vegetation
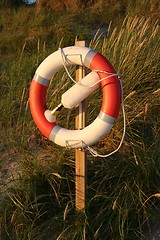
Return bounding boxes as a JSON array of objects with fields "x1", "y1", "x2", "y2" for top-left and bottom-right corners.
[{"x1": 0, "y1": 1, "x2": 160, "y2": 239}]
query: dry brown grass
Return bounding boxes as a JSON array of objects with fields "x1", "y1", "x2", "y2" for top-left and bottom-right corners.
[{"x1": 36, "y1": 0, "x2": 81, "y2": 12}]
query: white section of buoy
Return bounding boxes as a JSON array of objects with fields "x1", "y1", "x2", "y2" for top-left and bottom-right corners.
[
  {"x1": 61, "y1": 71, "x2": 100, "y2": 109},
  {"x1": 44, "y1": 110, "x2": 56, "y2": 123}
]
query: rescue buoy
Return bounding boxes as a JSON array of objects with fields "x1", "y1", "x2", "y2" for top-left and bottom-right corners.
[{"x1": 29, "y1": 46, "x2": 122, "y2": 148}]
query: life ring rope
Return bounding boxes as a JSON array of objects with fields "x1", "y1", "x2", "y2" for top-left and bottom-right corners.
[
  {"x1": 58, "y1": 48, "x2": 126, "y2": 157},
  {"x1": 88, "y1": 79, "x2": 126, "y2": 158}
]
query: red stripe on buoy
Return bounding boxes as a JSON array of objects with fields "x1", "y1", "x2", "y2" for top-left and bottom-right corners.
[
  {"x1": 90, "y1": 53, "x2": 121, "y2": 118},
  {"x1": 29, "y1": 80, "x2": 56, "y2": 138}
]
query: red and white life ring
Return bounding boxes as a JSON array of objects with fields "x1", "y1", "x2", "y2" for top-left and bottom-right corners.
[{"x1": 29, "y1": 46, "x2": 121, "y2": 148}]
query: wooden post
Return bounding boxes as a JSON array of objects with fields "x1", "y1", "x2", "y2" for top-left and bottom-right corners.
[{"x1": 75, "y1": 40, "x2": 87, "y2": 211}]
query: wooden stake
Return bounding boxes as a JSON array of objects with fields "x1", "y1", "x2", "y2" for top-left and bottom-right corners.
[{"x1": 75, "y1": 40, "x2": 87, "y2": 211}]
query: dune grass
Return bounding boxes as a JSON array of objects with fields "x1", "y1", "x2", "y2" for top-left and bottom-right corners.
[{"x1": 0, "y1": 5, "x2": 160, "y2": 240}]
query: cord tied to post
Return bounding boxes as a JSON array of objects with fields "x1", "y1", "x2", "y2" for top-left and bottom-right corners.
[{"x1": 51, "y1": 103, "x2": 63, "y2": 116}]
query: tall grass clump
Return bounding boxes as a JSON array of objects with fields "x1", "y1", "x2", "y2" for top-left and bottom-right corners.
[
  {"x1": 89, "y1": 16, "x2": 160, "y2": 149},
  {"x1": 86, "y1": 16, "x2": 160, "y2": 239},
  {"x1": 0, "y1": 15, "x2": 160, "y2": 239}
]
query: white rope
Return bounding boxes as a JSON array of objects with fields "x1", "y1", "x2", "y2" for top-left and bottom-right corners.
[
  {"x1": 59, "y1": 48, "x2": 126, "y2": 158},
  {"x1": 87, "y1": 78, "x2": 126, "y2": 157},
  {"x1": 60, "y1": 48, "x2": 77, "y2": 84}
]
